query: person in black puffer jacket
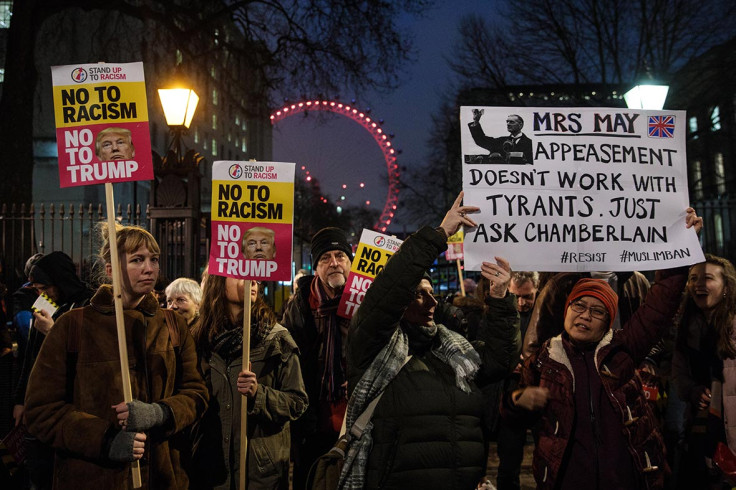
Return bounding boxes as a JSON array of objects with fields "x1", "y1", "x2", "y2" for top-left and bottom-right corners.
[{"x1": 345, "y1": 193, "x2": 520, "y2": 490}]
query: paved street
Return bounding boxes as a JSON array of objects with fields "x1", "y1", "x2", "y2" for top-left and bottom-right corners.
[{"x1": 485, "y1": 436, "x2": 537, "y2": 490}]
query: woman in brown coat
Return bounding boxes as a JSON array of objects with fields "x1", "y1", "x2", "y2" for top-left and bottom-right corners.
[{"x1": 24, "y1": 224, "x2": 209, "y2": 489}]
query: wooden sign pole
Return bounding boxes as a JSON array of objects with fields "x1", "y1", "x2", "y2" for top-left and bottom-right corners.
[
  {"x1": 105, "y1": 182, "x2": 142, "y2": 488},
  {"x1": 239, "y1": 279, "x2": 252, "y2": 490},
  {"x1": 457, "y1": 259, "x2": 465, "y2": 297}
]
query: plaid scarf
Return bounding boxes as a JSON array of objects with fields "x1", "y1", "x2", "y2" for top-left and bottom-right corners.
[
  {"x1": 309, "y1": 277, "x2": 351, "y2": 402},
  {"x1": 338, "y1": 323, "x2": 481, "y2": 489},
  {"x1": 211, "y1": 317, "x2": 273, "y2": 363}
]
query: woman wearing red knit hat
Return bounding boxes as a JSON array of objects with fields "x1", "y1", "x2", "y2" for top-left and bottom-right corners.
[{"x1": 501, "y1": 208, "x2": 703, "y2": 490}]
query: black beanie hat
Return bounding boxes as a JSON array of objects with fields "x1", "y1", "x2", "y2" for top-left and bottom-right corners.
[{"x1": 311, "y1": 227, "x2": 353, "y2": 269}]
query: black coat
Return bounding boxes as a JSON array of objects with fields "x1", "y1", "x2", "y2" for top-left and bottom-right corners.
[{"x1": 348, "y1": 226, "x2": 520, "y2": 489}]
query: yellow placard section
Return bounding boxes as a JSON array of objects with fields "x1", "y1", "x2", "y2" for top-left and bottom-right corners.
[
  {"x1": 351, "y1": 244, "x2": 393, "y2": 277},
  {"x1": 53, "y1": 82, "x2": 149, "y2": 128},
  {"x1": 212, "y1": 181, "x2": 293, "y2": 223},
  {"x1": 447, "y1": 229, "x2": 464, "y2": 244}
]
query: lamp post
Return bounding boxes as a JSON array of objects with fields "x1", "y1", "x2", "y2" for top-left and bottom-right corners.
[
  {"x1": 624, "y1": 83, "x2": 669, "y2": 110},
  {"x1": 158, "y1": 87, "x2": 199, "y2": 158},
  {"x1": 151, "y1": 86, "x2": 202, "y2": 281}
]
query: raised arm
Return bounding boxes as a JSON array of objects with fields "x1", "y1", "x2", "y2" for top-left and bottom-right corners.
[{"x1": 347, "y1": 193, "x2": 479, "y2": 392}]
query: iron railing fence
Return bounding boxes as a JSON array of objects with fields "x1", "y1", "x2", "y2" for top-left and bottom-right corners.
[
  {"x1": 1, "y1": 203, "x2": 153, "y2": 293},
  {"x1": 0, "y1": 202, "x2": 296, "y2": 311}
]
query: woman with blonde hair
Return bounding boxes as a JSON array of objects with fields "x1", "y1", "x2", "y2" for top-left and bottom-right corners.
[
  {"x1": 24, "y1": 224, "x2": 209, "y2": 489},
  {"x1": 189, "y1": 272, "x2": 307, "y2": 489}
]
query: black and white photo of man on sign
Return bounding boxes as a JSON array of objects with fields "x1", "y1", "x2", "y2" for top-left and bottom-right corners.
[{"x1": 466, "y1": 109, "x2": 534, "y2": 165}]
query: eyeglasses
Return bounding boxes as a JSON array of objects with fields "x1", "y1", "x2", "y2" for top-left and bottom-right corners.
[{"x1": 568, "y1": 300, "x2": 608, "y2": 320}]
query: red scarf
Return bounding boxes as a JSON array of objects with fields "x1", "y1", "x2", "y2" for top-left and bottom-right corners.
[{"x1": 309, "y1": 277, "x2": 350, "y2": 402}]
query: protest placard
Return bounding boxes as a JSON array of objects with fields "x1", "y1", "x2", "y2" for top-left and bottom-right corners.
[
  {"x1": 446, "y1": 229, "x2": 464, "y2": 261},
  {"x1": 50, "y1": 61, "x2": 154, "y2": 488},
  {"x1": 338, "y1": 230, "x2": 402, "y2": 318},
  {"x1": 51, "y1": 62, "x2": 153, "y2": 187},
  {"x1": 461, "y1": 106, "x2": 704, "y2": 272},
  {"x1": 209, "y1": 161, "x2": 295, "y2": 281}
]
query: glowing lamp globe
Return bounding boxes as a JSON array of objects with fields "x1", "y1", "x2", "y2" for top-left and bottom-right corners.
[
  {"x1": 158, "y1": 88, "x2": 199, "y2": 128},
  {"x1": 624, "y1": 84, "x2": 669, "y2": 110}
]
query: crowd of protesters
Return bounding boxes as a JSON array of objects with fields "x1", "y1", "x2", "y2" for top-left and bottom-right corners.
[{"x1": 4, "y1": 192, "x2": 736, "y2": 490}]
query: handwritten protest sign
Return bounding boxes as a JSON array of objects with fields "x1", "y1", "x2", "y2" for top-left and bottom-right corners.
[
  {"x1": 51, "y1": 62, "x2": 152, "y2": 187},
  {"x1": 338, "y1": 230, "x2": 402, "y2": 318},
  {"x1": 209, "y1": 161, "x2": 295, "y2": 281},
  {"x1": 461, "y1": 107, "x2": 704, "y2": 272},
  {"x1": 446, "y1": 229, "x2": 464, "y2": 261}
]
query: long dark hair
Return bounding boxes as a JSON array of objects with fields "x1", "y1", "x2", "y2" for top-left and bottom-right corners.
[
  {"x1": 685, "y1": 254, "x2": 736, "y2": 359},
  {"x1": 192, "y1": 271, "x2": 276, "y2": 351}
]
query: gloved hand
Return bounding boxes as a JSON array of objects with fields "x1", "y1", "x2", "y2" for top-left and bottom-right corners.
[
  {"x1": 113, "y1": 400, "x2": 168, "y2": 432},
  {"x1": 108, "y1": 430, "x2": 146, "y2": 462}
]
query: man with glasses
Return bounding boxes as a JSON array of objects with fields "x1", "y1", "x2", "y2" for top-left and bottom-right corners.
[
  {"x1": 281, "y1": 227, "x2": 353, "y2": 489},
  {"x1": 509, "y1": 271, "x2": 540, "y2": 339}
]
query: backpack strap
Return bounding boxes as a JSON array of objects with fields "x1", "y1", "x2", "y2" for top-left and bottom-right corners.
[{"x1": 163, "y1": 309, "x2": 180, "y2": 349}]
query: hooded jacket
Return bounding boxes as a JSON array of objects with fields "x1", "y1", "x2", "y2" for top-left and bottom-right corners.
[
  {"x1": 502, "y1": 267, "x2": 687, "y2": 490},
  {"x1": 522, "y1": 271, "x2": 650, "y2": 359},
  {"x1": 25, "y1": 285, "x2": 209, "y2": 490},
  {"x1": 15, "y1": 251, "x2": 94, "y2": 405}
]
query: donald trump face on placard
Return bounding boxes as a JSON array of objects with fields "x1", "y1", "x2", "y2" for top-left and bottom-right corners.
[
  {"x1": 95, "y1": 127, "x2": 135, "y2": 161},
  {"x1": 242, "y1": 227, "x2": 275, "y2": 260}
]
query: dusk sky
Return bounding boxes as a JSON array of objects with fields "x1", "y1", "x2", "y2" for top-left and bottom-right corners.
[{"x1": 273, "y1": 0, "x2": 493, "y2": 233}]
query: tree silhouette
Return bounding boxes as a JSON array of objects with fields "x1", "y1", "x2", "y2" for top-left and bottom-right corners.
[{"x1": 0, "y1": 0, "x2": 431, "y2": 204}]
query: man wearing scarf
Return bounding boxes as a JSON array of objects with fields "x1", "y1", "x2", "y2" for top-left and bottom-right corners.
[
  {"x1": 282, "y1": 227, "x2": 353, "y2": 489},
  {"x1": 343, "y1": 193, "x2": 520, "y2": 489}
]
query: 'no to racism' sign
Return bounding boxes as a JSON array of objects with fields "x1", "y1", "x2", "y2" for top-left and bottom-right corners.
[
  {"x1": 209, "y1": 161, "x2": 295, "y2": 282},
  {"x1": 338, "y1": 230, "x2": 402, "y2": 318},
  {"x1": 51, "y1": 62, "x2": 153, "y2": 187}
]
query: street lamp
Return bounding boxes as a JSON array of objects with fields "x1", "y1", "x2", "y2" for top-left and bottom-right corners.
[
  {"x1": 158, "y1": 88, "x2": 199, "y2": 157},
  {"x1": 151, "y1": 86, "x2": 203, "y2": 281},
  {"x1": 624, "y1": 83, "x2": 669, "y2": 110}
]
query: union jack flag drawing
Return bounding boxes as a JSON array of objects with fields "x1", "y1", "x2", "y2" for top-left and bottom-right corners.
[{"x1": 648, "y1": 115, "x2": 675, "y2": 138}]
